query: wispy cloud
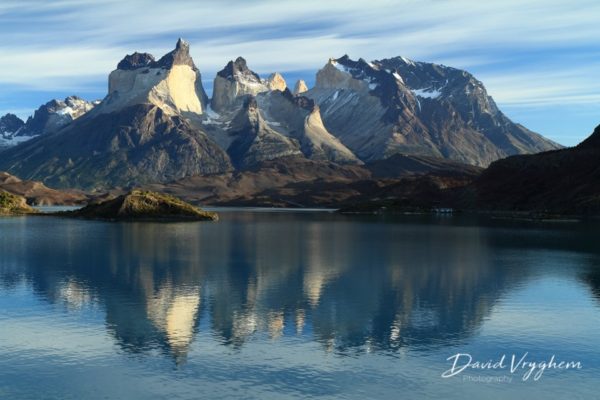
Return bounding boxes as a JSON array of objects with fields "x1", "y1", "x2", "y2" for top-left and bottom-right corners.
[
  {"x1": 481, "y1": 64, "x2": 600, "y2": 107},
  {"x1": 0, "y1": 0, "x2": 598, "y2": 143}
]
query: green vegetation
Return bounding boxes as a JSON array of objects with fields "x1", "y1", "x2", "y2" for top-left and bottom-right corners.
[
  {"x1": 0, "y1": 190, "x2": 37, "y2": 216},
  {"x1": 67, "y1": 190, "x2": 218, "y2": 221}
]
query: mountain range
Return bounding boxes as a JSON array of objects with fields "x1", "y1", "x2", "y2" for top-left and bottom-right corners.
[
  {"x1": 0, "y1": 39, "x2": 560, "y2": 191},
  {"x1": 0, "y1": 97, "x2": 98, "y2": 149}
]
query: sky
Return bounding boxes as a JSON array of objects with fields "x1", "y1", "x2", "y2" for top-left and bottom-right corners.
[{"x1": 0, "y1": 0, "x2": 598, "y2": 146}]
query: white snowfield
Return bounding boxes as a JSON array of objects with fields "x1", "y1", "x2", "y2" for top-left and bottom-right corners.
[{"x1": 412, "y1": 88, "x2": 443, "y2": 99}]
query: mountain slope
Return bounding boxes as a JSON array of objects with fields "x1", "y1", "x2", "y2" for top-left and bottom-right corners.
[
  {"x1": 0, "y1": 113, "x2": 24, "y2": 138},
  {"x1": 305, "y1": 55, "x2": 561, "y2": 166},
  {"x1": 0, "y1": 40, "x2": 562, "y2": 192},
  {"x1": 367, "y1": 153, "x2": 482, "y2": 178},
  {"x1": 227, "y1": 96, "x2": 302, "y2": 168},
  {"x1": 472, "y1": 124, "x2": 600, "y2": 213},
  {"x1": 17, "y1": 96, "x2": 98, "y2": 137},
  {"x1": 256, "y1": 90, "x2": 362, "y2": 164},
  {"x1": 0, "y1": 113, "x2": 25, "y2": 150},
  {"x1": 0, "y1": 171, "x2": 87, "y2": 205},
  {"x1": 0, "y1": 97, "x2": 98, "y2": 151},
  {"x1": 0, "y1": 104, "x2": 231, "y2": 189},
  {"x1": 140, "y1": 153, "x2": 481, "y2": 208},
  {"x1": 0, "y1": 40, "x2": 230, "y2": 189}
]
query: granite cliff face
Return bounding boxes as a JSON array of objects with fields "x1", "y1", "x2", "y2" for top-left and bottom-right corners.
[
  {"x1": 265, "y1": 72, "x2": 287, "y2": 91},
  {"x1": 210, "y1": 57, "x2": 270, "y2": 112},
  {"x1": 305, "y1": 55, "x2": 561, "y2": 166},
  {"x1": 97, "y1": 38, "x2": 209, "y2": 117},
  {"x1": 256, "y1": 90, "x2": 361, "y2": 164},
  {"x1": 293, "y1": 80, "x2": 308, "y2": 95}
]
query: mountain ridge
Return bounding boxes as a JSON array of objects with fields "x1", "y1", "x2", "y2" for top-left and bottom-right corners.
[
  {"x1": 305, "y1": 55, "x2": 560, "y2": 165},
  {"x1": 471, "y1": 124, "x2": 600, "y2": 214},
  {"x1": 0, "y1": 39, "x2": 562, "y2": 191}
]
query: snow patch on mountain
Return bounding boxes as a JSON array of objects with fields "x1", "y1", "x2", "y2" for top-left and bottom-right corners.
[{"x1": 412, "y1": 88, "x2": 442, "y2": 99}]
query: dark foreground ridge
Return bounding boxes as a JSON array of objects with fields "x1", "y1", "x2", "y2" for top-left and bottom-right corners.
[
  {"x1": 472, "y1": 123, "x2": 600, "y2": 215},
  {"x1": 65, "y1": 190, "x2": 218, "y2": 221}
]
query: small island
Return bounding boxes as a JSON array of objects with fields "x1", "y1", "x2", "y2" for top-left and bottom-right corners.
[
  {"x1": 0, "y1": 190, "x2": 37, "y2": 216},
  {"x1": 63, "y1": 190, "x2": 218, "y2": 221}
]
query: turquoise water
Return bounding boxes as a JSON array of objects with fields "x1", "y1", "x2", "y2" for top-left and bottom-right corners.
[{"x1": 0, "y1": 211, "x2": 599, "y2": 399}]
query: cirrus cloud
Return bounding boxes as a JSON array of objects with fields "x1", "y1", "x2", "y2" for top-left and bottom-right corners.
[{"x1": 0, "y1": 0, "x2": 598, "y2": 144}]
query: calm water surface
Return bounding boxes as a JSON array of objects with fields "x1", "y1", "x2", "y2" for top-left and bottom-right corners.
[{"x1": 0, "y1": 210, "x2": 599, "y2": 399}]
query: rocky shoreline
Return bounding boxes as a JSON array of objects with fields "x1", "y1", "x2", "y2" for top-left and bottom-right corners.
[{"x1": 0, "y1": 190, "x2": 217, "y2": 222}]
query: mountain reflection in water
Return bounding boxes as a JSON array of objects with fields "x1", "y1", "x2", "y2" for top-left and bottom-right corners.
[{"x1": 1, "y1": 212, "x2": 599, "y2": 366}]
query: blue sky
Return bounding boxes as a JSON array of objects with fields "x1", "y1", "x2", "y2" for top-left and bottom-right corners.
[{"x1": 0, "y1": 0, "x2": 599, "y2": 145}]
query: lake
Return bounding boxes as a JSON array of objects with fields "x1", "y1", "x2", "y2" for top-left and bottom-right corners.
[{"x1": 1, "y1": 210, "x2": 599, "y2": 399}]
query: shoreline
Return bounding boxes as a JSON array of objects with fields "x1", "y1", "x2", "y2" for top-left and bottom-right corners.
[{"x1": 7, "y1": 204, "x2": 598, "y2": 224}]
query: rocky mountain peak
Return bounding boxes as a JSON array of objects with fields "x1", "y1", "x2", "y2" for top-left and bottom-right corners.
[
  {"x1": 64, "y1": 96, "x2": 99, "y2": 112},
  {"x1": 176, "y1": 37, "x2": 188, "y2": 50},
  {"x1": 16, "y1": 96, "x2": 97, "y2": 138},
  {"x1": 293, "y1": 79, "x2": 308, "y2": 95},
  {"x1": 117, "y1": 52, "x2": 156, "y2": 70},
  {"x1": 217, "y1": 56, "x2": 260, "y2": 81},
  {"x1": 0, "y1": 113, "x2": 24, "y2": 138},
  {"x1": 333, "y1": 55, "x2": 383, "y2": 77},
  {"x1": 265, "y1": 72, "x2": 287, "y2": 91},
  {"x1": 103, "y1": 39, "x2": 209, "y2": 117},
  {"x1": 155, "y1": 38, "x2": 196, "y2": 70},
  {"x1": 315, "y1": 55, "x2": 407, "y2": 110},
  {"x1": 116, "y1": 39, "x2": 196, "y2": 71},
  {"x1": 212, "y1": 57, "x2": 268, "y2": 112},
  {"x1": 316, "y1": 58, "x2": 354, "y2": 89},
  {"x1": 375, "y1": 56, "x2": 481, "y2": 100},
  {"x1": 307, "y1": 54, "x2": 561, "y2": 165}
]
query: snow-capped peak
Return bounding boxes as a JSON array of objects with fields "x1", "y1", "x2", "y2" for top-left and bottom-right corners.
[
  {"x1": 392, "y1": 71, "x2": 404, "y2": 84},
  {"x1": 400, "y1": 56, "x2": 416, "y2": 66},
  {"x1": 0, "y1": 113, "x2": 24, "y2": 139}
]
